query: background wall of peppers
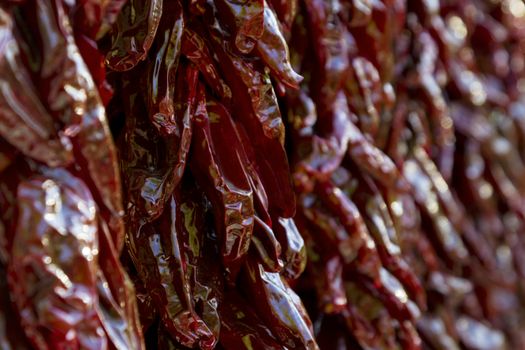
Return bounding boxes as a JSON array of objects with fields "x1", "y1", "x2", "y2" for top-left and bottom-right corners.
[{"x1": 1, "y1": 0, "x2": 525, "y2": 349}]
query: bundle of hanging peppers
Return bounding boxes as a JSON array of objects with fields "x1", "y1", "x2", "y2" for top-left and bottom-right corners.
[{"x1": 2, "y1": 0, "x2": 525, "y2": 349}]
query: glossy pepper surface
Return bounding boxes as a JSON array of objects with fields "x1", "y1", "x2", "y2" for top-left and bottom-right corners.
[{"x1": 3, "y1": 0, "x2": 525, "y2": 349}]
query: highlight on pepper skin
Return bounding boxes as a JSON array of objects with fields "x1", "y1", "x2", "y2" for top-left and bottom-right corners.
[{"x1": 0, "y1": 0, "x2": 524, "y2": 349}]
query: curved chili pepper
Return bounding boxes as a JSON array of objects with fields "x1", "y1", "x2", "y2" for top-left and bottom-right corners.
[
  {"x1": 303, "y1": 0, "x2": 351, "y2": 110},
  {"x1": 181, "y1": 187, "x2": 222, "y2": 345},
  {"x1": 351, "y1": 173, "x2": 425, "y2": 308},
  {"x1": 251, "y1": 216, "x2": 283, "y2": 273},
  {"x1": 315, "y1": 180, "x2": 381, "y2": 277},
  {"x1": 206, "y1": 3, "x2": 296, "y2": 217},
  {"x1": 181, "y1": 27, "x2": 231, "y2": 101},
  {"x1": 312, "y1": 255, "x2": 348, "y2": 314},
  {"x1": 272, "y1": 217, "x2": 307, "y2": 280},
  {"x1": 213, "y1": 0, "x2": 264, "y2": 54},
  {"x1": 0, "y1": 7, "x2": 73, "y2": 168},
  {"x1": 125, "y1": 213, "x2": 215, "y2": 349},
  {"x1": 414, "y1": 146, "x2": 495, "y2": 269},
  {"x1": 189, "y1": 86, "x2": 254, "y2": 279},
  {"x1": 413, "y1": 31, "x2": 455, "y2": 180},
  {"x1": 119, "y1": 63, "x2": 197, "y2": 228},
  {"x1": 8, "y1": 169, "x2": 109, "y2": 350},
  {"x1": 403, "y1": 155, "x2": 469, "y2": 265},
  {"x1": 347, "y1": 268, "x2": 414, "y2": 323},
  {"x1": 241, "y1": 256, "x2": 319, "y2": 349},
  {"x1": 144, "y1": 0, "x2": 184, "y2": 135},
  {"x1": 292, "y1": 91, "x2": 354, "y2": 190},
  {"x1": 96, "y1": 218, "x2": 145, "y2": 350},
  {"x1": 348, "y1": 57, "x2": 382, "y2": 139},
  {"x1": 343, "y1": 279, "x2": 403, "y2": 349},
  {"x1": 14, "y1": 0, "x2": 126, "y2": 250},
  {"x1": 299, "y1": 192, "x2": 360, "y2": 262},
  {"x1": 346, "y1": 117, "x2": 410, "y2": 193},
  {"x1": 255, "y1": 2, "x2": 303, "y2": 89},
  {"x1": 106, "y1": 0, "x2": 163, "y2": 71}
]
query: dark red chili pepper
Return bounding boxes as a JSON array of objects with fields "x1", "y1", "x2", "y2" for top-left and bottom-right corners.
[
  {"x1": 124, "y1": 211, "x2": 215, "y2": 349},
  {"x1": 0, "y1": 7, "x2": 73, "y2": 168},
  {"x1": 218, "y1": 291, "x2": 282, "y2": 350},
  {"x1": 255, "y1": 3, "x2": 303, "y2": 89},
  {"x1": 189, "y1": 86, "x2": 254, "y2": 280},
  {"x1": 213, "y1": 0, "x2": 264, "y2": 54},
  {"x1": 205, "y1": 2, "x2": 296, "y2": 217},
  {"x1": 3, "y1": 0, "x2": 525, "y2": 348},
  {"x1": 251, "y1": 216, "x2": 283, "y2": 273},
  {"x1": 272, "y1": 216, "x2": 307, "y2": 280},
  {"x1": 181, "y1": 27, "x2": 231, "y2": 101},
  {"x1": 119, "y1": 63, "x2": 197, "y2": 228},
  {"x1": 8, "y1": 168, "x2": 132, "y2": 350},
  {"x1": 268, "y1": 0, "x2": 298, "y2": 34},
  {"x1": 241, "y1": 256, "x2": 318, "y2": 349},
  {"x1": 106, "y1": 0, "x2": 163, "y2": 71},
  {"x1": 144, "y1": 0, "x2": 184, "y2": 135}
]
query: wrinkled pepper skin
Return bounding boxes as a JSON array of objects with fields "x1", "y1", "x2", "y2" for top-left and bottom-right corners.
[
  {"x1": 0, "y1": 7, "x2": 73, "y2": 168},
  {"x1": 3, "y1": 0, "x2": 525, "y2": 349},
  {"x1": 106, "y1": 0, "x2": 163, "y2": 71},
  {"x1": 189, "y1": 87, "x2": 254, "y2": 280},
  {"x1": 241, "y1": 257, "x2": 318, "y2": 350},
  {"x1": 0, "y1": 2, "x2": 146, "y2": 349},
  {"x1": 8, "y1": 168, "x2": 134, "y2": 350}
]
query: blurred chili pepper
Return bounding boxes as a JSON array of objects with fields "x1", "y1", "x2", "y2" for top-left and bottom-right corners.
[
  {"x1": 8, "y1": 168, "x2": 119, "y2": 349},
  {"x1": 0, "y1": 6, "x2": 73, "y2": 168},
  {"x1": 3, "y1": 0, "x2": 525, "y2": 348}
]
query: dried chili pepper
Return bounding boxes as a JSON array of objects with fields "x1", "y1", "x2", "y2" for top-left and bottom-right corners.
[{"x1": 3, "y1": 0, "x2": 525, "y2": 348}]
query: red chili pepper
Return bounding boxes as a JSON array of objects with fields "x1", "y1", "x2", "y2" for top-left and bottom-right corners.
[
  {"x1": 213, "y1": 0, "x2": 264, "y2": 54},
  {"x1": 189, "y1": 86, "x2": 254, "y2": 280},
  {"x1": 106, "y1": 0, "x2": 163, "y2": 71},
  {"x1": 3, "y1": 0, "x2": 525, "y2": 348},
  {"x1": 256, "y1": 2, "x2": 303, "y2": 89}
]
